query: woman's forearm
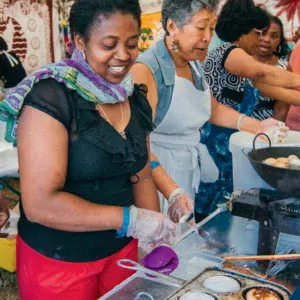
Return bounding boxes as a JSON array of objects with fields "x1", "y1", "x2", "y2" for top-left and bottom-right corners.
[
  {"x1": 225, "y1": 49, "x2": 300, "y2": 89},
  {"x1": 150, "y1": 152, "x2": 178, "y2": 200},
  {"x1": 254, "y1": 82, "x2": 300, "y2": 106},
  {"x1": 132, "y1": 174, "x2": 160, "y2": 212},
  {"x1": 273, "y1": 101, "x2": 290, "y2": 122},
  {"x1": 209, "y1": 97, "x2": 260, "y2": 133},
  {"x1": 260, "y1": 66, "x2": 300, "y2": 88},
  {"x1": 132, "y1": 137, "x2": 160, "y2": 212},
  {"x1": 132, "y1": 157, "x2": 160, "y2": 212},
  {"x1": 23, "y1": 191, "x2": 124, "y2": 232}
]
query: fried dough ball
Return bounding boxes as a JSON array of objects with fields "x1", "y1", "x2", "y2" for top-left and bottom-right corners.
[
  {"x1": 263, "y1": 158, "x2": 277, "y2": 166},
  {"x1": 274, "y1": 162, "x2": 288, "y2": 169},
  {"x1": 289, "y1": 159, "x2": 300, "y2": 169},
  {"x1": 288, "y1": 155, "x2": 299, "y2": 161},
  {"x1": 276, "y1": 157, "x2": 289, "y2": 165}
]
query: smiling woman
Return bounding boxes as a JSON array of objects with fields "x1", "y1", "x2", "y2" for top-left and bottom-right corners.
[
  {"x1": 0, "y1": 0, "x2": 181, "y2": 299},
  {"x1": 73, "y1": 12, "x2": 140, "y2": 84}
]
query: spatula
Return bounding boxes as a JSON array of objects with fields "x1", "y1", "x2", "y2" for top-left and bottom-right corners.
[{"x1": 117, "y1": 259, "x2": 186, "y2": 286}]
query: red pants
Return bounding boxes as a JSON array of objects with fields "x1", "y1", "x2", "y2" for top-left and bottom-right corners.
[{"x1": 17, "y1": 236, "x2": 137, "y2": 300}]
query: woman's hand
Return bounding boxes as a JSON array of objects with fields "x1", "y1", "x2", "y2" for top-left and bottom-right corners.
[
  {"x1": 126, "y1": 206, "x2": 179, "y2": 253},
  {"x1": 256, "y1": 118, "x2": 289, "y2": 143},
  {"x1": 167, "y1": 188, "x2": 195, "y2": 226},
  {"x1": 0, "y1": 191, "x2": 9, "y2": 238}
]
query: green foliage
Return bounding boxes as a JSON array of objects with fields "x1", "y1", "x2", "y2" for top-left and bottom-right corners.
[{"x1": 139, "y1": 27, "x2": 154, "y2": 52}]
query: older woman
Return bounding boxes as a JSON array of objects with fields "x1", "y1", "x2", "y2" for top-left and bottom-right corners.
[
  {"x1": 131, "y1": 0, "x2": 287, "y2": 221},
  {"x1": 0, "y1": 0, "x2": 178, "y2": 299},
  {"x1": 197, "y1": 0, "x2": 300, "y2": 220}
]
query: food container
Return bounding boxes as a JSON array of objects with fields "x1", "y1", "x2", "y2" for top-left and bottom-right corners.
[
  {"x1": 0, "y1": 210, "x2": 19, "y2": 272},
  {"x1": 229, "y1": 131, "x2": 300, "y2": 192},
  {"x1": 167, "y1": 267, "x2": 291, "y2": 300},
  {"x1": 0, "y1": 238, "x2": 16, "y2": 272}
]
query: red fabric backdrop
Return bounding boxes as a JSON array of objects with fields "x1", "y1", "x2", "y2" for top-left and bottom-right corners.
[{"x1": 0, "y1": 0, "x2": 54, "y2": 74}]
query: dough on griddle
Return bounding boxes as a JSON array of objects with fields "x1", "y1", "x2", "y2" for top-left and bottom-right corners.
[
  {"x1": 245, "y1": 287, "x2": 281, "y2": 300},
  {"x1": 203, "y1": 275, "x2": 240, "y2": 293},
  {"x1": 180, "y1": 291, "x2": 215, "y2": 300}
]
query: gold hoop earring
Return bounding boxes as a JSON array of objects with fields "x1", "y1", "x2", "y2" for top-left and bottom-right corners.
[{"x1": 275, "y1": 45, "x2": 281, "y2": 54}]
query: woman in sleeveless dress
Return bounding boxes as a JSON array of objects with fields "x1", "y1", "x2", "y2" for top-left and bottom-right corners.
[{"x1": 197, "y1": 0, "x2": 300, "y2": 220}]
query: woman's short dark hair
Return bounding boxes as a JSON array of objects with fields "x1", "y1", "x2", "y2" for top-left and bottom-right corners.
[
  {"x1": 268, "y1": 16, "x2": 289, "y2": 58},
  {"x1": 216, "y1": 0, "x2": 270, "y2": 42},
  {"x1": 68, "y1": 0, "x2": 141, "y2": 43},
  {"x1": 0, "y1": 37, "x2": 8, "y2": 51},
  {"x1": 162, "y1": 0, "x2": 219, "y2": 35}
]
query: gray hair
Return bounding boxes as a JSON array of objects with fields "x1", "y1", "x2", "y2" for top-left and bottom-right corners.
[{"x1": 162, "y1": 0, "x2": 219, "y2": 34}]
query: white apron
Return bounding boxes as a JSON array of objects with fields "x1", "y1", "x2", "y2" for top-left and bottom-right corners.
[{"x1": 151, "y1": 63, "x2": 218, "y2": 214}]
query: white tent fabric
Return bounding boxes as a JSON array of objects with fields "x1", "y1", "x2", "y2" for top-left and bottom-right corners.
[
  {"x1": 139, "y1": 0, "x2": 299, "y2": 39},
  {"x1": 140, "y1": 0, "x2": 163, "y2": 14}
]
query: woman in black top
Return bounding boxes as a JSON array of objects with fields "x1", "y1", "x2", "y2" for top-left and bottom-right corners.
[
  {"x1": 0, "y1": 36, "x2": 26, "y2": 90},
  {"x1": 13, "y1": 0, "x2": 178, "y2": 299}
]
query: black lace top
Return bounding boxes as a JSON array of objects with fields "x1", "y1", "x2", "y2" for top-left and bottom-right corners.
[{"x1": 18, "y1": 79, "x2": 154, "y2": 262}]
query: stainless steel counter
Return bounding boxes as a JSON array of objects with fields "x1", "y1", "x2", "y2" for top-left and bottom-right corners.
[
  {"x1": 101, "y1": 211, "x2": 300, "y2": 299},
  {"x1": 173, "y1": 211, "x2": 299, "y2": 288}
]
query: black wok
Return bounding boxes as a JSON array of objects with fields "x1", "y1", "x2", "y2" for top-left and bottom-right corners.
[{"x1": 244, "y1": 133, "x2": 300, "y2": 197}]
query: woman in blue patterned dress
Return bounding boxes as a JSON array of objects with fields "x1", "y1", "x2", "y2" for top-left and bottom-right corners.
[{"x1": 196, "y1": 0, "x2": 300, "y2": 221}]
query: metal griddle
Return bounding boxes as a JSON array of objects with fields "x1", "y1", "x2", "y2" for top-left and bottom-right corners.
[{"x1": 167, "y1": 267, "x2": 291, "y2": 300}]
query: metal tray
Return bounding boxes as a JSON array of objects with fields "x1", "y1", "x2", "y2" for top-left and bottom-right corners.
[
  {"x1": 103, "y1": 276, "x2": 180, "y2": 300},
  {"x1": 167, "y1": 267, "x2": 291, "y2": 300}
]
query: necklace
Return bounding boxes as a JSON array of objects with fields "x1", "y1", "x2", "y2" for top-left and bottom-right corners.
[{"x1": 97, "y1": 102, "x2": 126, "y2": 138}]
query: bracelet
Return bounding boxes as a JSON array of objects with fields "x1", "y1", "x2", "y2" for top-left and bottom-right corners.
[
  {"x1": 150, "y1": 160, "x2": 160, "y2": 170},
  {"x1": 237, "y1": 114, "x2": 246, "y2": 131},
  {"x1": 116, "y1": 207, "x2": 130, "y2": 238}
]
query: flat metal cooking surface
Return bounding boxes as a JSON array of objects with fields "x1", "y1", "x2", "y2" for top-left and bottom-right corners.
[
  {"x1": 167, "y1": 268, "x2": 291, "y2": 300},
  {"x1": 104, "y1": 277, "x2": 179, "y2": 300}
]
